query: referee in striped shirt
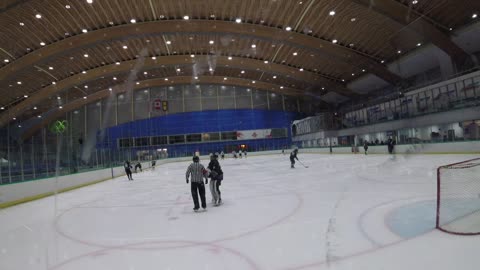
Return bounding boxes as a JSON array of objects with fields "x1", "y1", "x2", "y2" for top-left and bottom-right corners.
[{"x1": 186, "y1": 156, "x2": 209, "y2": 211}]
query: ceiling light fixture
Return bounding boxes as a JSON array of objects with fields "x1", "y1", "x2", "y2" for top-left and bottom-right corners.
[
  {"x1": 264, "y1": 60, "x2": 268, "y2": 64},
  {"x1": 113, "y1": 77, "x2": 117, "y2": 80},
  {"x1": 285, "y1": 26, "x2": 292, "y2": 31},
  {"x1": 472, "y1": 14, "x2": 478, "y2": 19},
  {"x1": 130, "y1": 19, "x2": 136, "y2": 23},
  {"x1": 224, "y1": 77, "x2": 227, "y2": 80},
  {"x1": 83, "y1": 54, "x2": 89, "y2": 57},
  {"x1": 87, "y1": 0, "x2": 93, "y2": 4},
  {"x1": 24, "y1": 95, "x2": 28, "y2": 98},
  {"x1": 122, "y1": 45, "x2": 128, "y2": 49},
  {"x1": 164, "y1": 78, "x2": 168, "y2": 81},
  {"x1": 332, "y1": 39, "x2": 338, "y2": 44},
  {"x1": 190, "y1": 54, "x2": 195, "y2": 58},
  {"x1": 82, "y1": 71, "x2": 87, "y2": 74},
  {"x1": 4, "y1": 59, "x2": 9, "y2": 63},
  {"x1": 241, "y1": 70, "x2": 245, "y2": 74},
  {"x1": 166, "y1": 40, "x2": 171, "y2": 45},
  {"x1": 412, "y1": 0, "x2": 418, "y2": 4},
  {"x1": 235, "y1": 18, "x2": 242, "y2": 23},
  {"x1": 251, "y1": 44, "x2": 256, "y2": 48},
  {"x1": 273, "y1": 76, "x2": 277, "y2": 79},
  {"x1": 65, "y1": 5, "x2": 71, "y2": 9},
  {"x1": 17, "y1": 81, "x2": 22, "y2": 85},
  {"x1": 19, "y1": 22, "x2": 25, "y2": 26},
  {"x1": 40, "y1": 42, "x2": 46, "y2": 46},
  {"x1": 280, "y1": 86, "x2": 284, "y2": 89},
  {"x1": 82, "y1": 29, "x2": 88, "y2": 33},
  {"x1": 351, "y1": 18, "x2": 356, "y2": 22},
  {"x1": 152, "y1": 56, "x2": 157, "y2": 60},
  {"x1": 35, "y1": 14, "x2": 42, "y2": 19},
  {"x1": 115, "y1": 62, "x2": 120, "y2": 65},
  {"x1": 417, "y1": 43, "x2": 422, "y2": 47},
  {"x1": 293, "y1": 52, "x2": 298, "y2": 56},
  {"x1": 209, "y1": 40, "x2": 214, "y2": 44},
  {"x1": 83, "y1": 96, "x2": 87, "y2": 99},
  {"x1": 329, "y1": 10, "x2": 336, "y2": 16},
  {"x1": 299, "y1": 68, "x2": 304, "y2": 71},
  {"x1": 176, "y1": 68, "x2": 181, "y2": 72},
  {"x1": 228, "y1": 56, "x2": 232, "y2": 60},
  {"x1": 252, "y1": 81, "x2": 256, "y2": 84},
  {"x1": 183, "y1": 15, "x2": 190, "y2": 20}
]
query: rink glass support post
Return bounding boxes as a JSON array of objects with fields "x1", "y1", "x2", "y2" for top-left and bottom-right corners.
[{"x1": 435, "y1": 165, "x2": 442, "y2": 230}]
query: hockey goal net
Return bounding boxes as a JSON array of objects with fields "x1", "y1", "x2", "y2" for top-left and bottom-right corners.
[{"x1": 436, "y1": 158, "x2": 480, "y2": 235}]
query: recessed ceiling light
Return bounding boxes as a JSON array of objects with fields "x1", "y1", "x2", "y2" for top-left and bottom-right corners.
[
  {"x1": 299, "y1": 68, "x2": 304, "y2": 72},
  {"x1": 285, "y1": 26, "x2": 292, "y2": 31},
  {"x1": 82, "y1": 71, "x2": 87, "y2": 74},
  {"x1": 209, "y1": 40, "x2": 214, "y2": 44},
  {"x1": 19, "y1": 22, "x2": 25, "y2": 26},
  {"x1": 13, "y1": 117, "x2": 16, "y2": 120},
  {"x1": 34, "y1": 106, "x2": 37, "y2": 109},
  {"x1": 235, "y1": 18, "x2": 242, "y2": 23},
  {"x1": 164, "y1": 78, "x2": 168, "y2": 81},
  {"x1": 332, "y1": 39, "x2": 338, "y2": 44},
  {"x1": 136, "y1": 82, "x2": 140, "y2": 85},
  {"x1": 224, "y1": 77, "x2": 227, "y2": 80},
  {"x1": 159, "y1": 15, "x2": 165, "y2": 19},
  {"x1": 1, "y1": 107, "x2": 4, "y2": 110},
  {"x1": 349, "y1": 43, "x2": 354, "y2": 47},
  {"x1": 122, "y1": 45, "x2": 128, "y2": 49},
  {"x1": 83, "y1": 96, "x2": 87, "y2": 99},
  {"x1": 4, "y1": 59, "x2": 9, "y2": 63},
  {"x1": 194, "y1": 76, "x2": 199, "y2": 79},
  {"x1": 82, "y1": 29, "x2": 88, "y2": 33},
  {"x1": 264, "y1": 60, "x2": 268, "y2": 64},
  {"x1": 59, "y1": 106, "x2": 63, "y2": 109},
  {"x1": 37, "y1": 115, "x2": 42, "y2": 118},
  {"x1": 40, "y1": 42, "x2": 46, "y2": 46},
  {"x1": 176, "y1": 68, "x2": 181, "y2": 72},
  {"x1": 48, "y1": 66, "x2": 53, "y2": 70},
  {"x1": 362, "y1": 69, "x2": 366, "y2": 72},
  {"x1": 84, "y1": 85, "x2": 88, "y2": 88},
  {"x1": 352, "y1": 73, "x2": 355, "y2": 76},
  {"x1": 251, "y1": 44, "x2": 256, "y2": 48},
  {"x1": 166, "y1": 40, "x2": 171, "y2": 45},
  {"x1": 381, "y1": 60, "x2": 385, "y2": 63},
  {"x1": 24, "y1": 95, "x2": 28, "y2": 98},
  {"x1": 293, "y1": 52, "x2": 298, "y2": 56},
  {"x1": 209, "y1": 68, "x2": 213, "y2": 72},
  {"x1": 152, "y1": 56, "x2": 157, "y2": 60},
  {"x1": 83, "y1": 54, "x2": 89, "y2": 57},
  {"x1": 252, "y1": 81, "x2": 256, "y2": 84},
  {"x1": 412, "y1": 0, "x2": 418, "y2": 4},
  {"x1": 273, "y1": 76, "x2": 277, "y2": 79},
  {"x1": 321, "y1": 87, "x2": 325, "y2": 90},
  {"x1": 472, "y1": 14, "x2": 478, "y2": 19},
  {"x1": 115, "y1": 62, "x2": 120, "y2": 65},
  {"x1": 109, "y1": 21, "x2": 114, "y2": 25},
  {"x1": 130, "y1": 19, "x2": 136, "y2": 23},
  {"x1": 52, "y1": 81, "x2": 56, "y2": 85},
  {"x1": 87, "y1": 0, "x2": 93, "y2": 3},
  {"x1": 17, "y1": 81, "x2": 22, "y2": 85},
  {"x1": 228, "y1": 56, "x2": 232, "y2": 60},
  {"x1": 183, "y1": 15, "x2": 190, "y2": 20},
  {"x1": 280, "y1": 86, "x2": 284, "y2": 89},
  {"x1": 190, "y1": 54, "x2": 195, "y2": 58},
  {"x1": 210, "y1": 14, "x2": 215, "y2": 18},
  {"x1": 65, "y1": 5, "x2": 71, "y2": 9},
  {"x1": 417, "y1": 43, "x2": 422, "y2": 47},
  {"x1": 57, "y1": 96, "x2": 61, "y2": 100},
  {"x1": 329, "y1": 10, "x2": 336, "y2": 16},
  {"x1": 342, "y1": 79, "x2": 345, "y2": 82},
  {"x1": 241, "y1": 70, "x2": 245, "y2": 74},
  {"x1": 397, "y1": 50, "x2": 402, "y2": 54},
  {"x1": 109, "y1": 88, "x2": 112, "y2": 91},
  {"x1": 144, "y1": 71, "x2": 148, "y2": 75},
  {"x1": 35, "y1": 14, "x2": 42, "y2": 19},
  {"x1": 351, "y1": 18, "x2": 356, "y2": 22}
]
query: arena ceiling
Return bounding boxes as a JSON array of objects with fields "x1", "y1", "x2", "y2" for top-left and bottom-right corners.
[{"x1": 0, "y1": 0, "x2": 478, "y2": 134}]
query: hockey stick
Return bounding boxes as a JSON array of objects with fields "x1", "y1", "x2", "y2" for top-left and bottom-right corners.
[{"x1": 297, "y1": 159, "x2": 309, "y2": 168}]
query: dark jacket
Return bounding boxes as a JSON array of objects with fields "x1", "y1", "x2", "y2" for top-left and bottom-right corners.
[{"x1": 208, "y1": 159, "x2": 223, "y2": 180}]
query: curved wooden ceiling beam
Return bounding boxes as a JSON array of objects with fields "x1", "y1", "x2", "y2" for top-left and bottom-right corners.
[
  {"x1": 0, "y1": 20, "x2": 401, "y2": 85},
  {"x1": 352, "y1": 0, "x2": 471, "y2": 68},
  {"x1": 2, "y1": 55, "x2": 341, "y2": 127},
  {"x1": 20, "y1": 76, "x2": 309, "y2": 140}
]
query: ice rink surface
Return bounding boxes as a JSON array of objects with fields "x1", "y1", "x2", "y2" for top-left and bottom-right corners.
[{"x1": 1, "y1": 153, "x2": 480, "y2": 270}]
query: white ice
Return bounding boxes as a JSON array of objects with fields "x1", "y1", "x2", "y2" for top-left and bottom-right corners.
[{"x1": 1, "y1": 153, "x2": 480, "y2": 270}]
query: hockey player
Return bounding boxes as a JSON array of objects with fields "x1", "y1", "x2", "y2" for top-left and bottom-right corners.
[
  {"x1": 220, "y1": 151, "x2": 225, "y2": 160},
  {"x1": 134, "y1": 161, "x2": 142, "y2": 173},
  {"x1": 290, "y1": 149, "x2": 299, "y2": 168},
  {"x1": 232, "y1": 150, "x2": 237, "y2": 159},
  {"x1": 239, "y1": 150, "x2": 243, "y2": 158},
  {"x1": 363, "y1": 142, "x2": 369, "y2": 155},
  {"x1": 186, "y1": 156, "x2": 209, "y2": 212},
  {"x1": 208, "y1": 154, "x2": 224, "y2": 206},
  {"x1": 151, "y1": 159, "x2": 156, "y2": 169},
  {"x1": 244, "y1": 149, "x2": 247, "y2": 158},
  {"x1": 124, "y1": 160, "x2": 133, "y2": 180}
]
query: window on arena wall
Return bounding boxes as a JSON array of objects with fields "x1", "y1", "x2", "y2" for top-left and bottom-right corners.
[
  {"x1": 201, "y1": 85, "x2": 218, "y2": 111},
  {"x1": 184, "y1": 85, "x2": 201, "y2": 112},
  {"x1": 151, "y1": 136, "x2": 168, "y2": 146},
  {"x1": 186, "y1": 134, "x2": 202, "y2": 143},
  {"x1": 218, "y1": 85, "x2": 235, "y2": 110},
  {"x1": 167, "y1": 86, "x2": 184, "y2": 114},
  {"x1": 134, "y1": 137, "x2": 150, "y2": 147},
  {"x1": 202, "y1": 132, "x2": 220, "y2": 142},
  {"x1": 169, "y1": 135, "x2": 185, "y2": 144},
  {"x1": 269, "y1": 93, "x2": 283, "y2": 111},
  {"x1": 134, "y1": 89, "x2": 150, "y2": 120},
  {"x1": 119, "y1": 138, "x2": 133, "y2": 148},
  {"x1": 252, "y1": 89, "x2": 268, "y2": 110},
  {"x1": 221, "y1": 131, "x2": 237, "y2": 141},
  {"x1": 235, "y1": 87, "x2": 252, "y2": 109}
]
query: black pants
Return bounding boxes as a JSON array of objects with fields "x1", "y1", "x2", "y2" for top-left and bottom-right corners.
[
  {"x1": 191, "y1": 182, "x2": 207, "y2": 209},
  {"x1": 216, "y1": 180, "x2": 221, "y2": 200},
  {"x1": 290, "y1": 157, "x2": 295, "y2": 167},
  {"x1": 125, "y1": 169, "x2": 133, "y2": 180}
]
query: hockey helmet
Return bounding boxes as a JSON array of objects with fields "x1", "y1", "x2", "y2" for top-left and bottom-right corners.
[{"x1": 193, "y1": 156, "x2": 200, "y2": 162}]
